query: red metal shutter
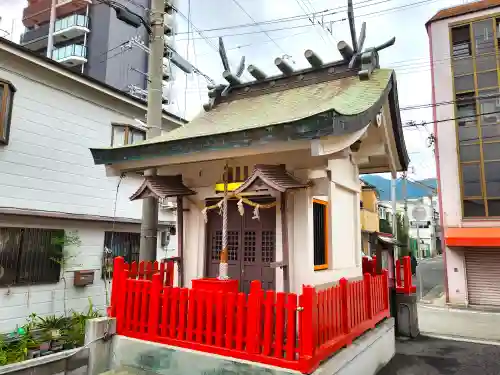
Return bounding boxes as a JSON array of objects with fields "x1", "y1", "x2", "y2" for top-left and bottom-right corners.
[{"x1": 465, "y1": 249, "x2": 500, "y2": 307}]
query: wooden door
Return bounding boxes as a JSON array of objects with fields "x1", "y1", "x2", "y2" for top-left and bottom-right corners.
[{"x1": 205, "y1": 197, "x2": 276, "y2": 293}]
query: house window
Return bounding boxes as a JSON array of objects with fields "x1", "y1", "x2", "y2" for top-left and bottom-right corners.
[
  {"x1": 111, "y1": 124, "x2": 146, "y2": 146},
  {"x1": 451, "y1": 18, "x2": 500, "y2": 217},
  {"x1": 0, "y1": 79, "x2": 16, "y2": 145},
  {"x1": 102, "y1": 231, "x2": 140, "y2": 278},
  {"x1": 313, "y1": 199, "x2": 328, "y2": 270},
  {"x1": 0, "y1": 227, "x2": 63, "y2": 286}
]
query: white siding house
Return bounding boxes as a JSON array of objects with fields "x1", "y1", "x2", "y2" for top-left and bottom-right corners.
[{"x1": 0, "y1": 37, "x2": 184, "y2": 333}]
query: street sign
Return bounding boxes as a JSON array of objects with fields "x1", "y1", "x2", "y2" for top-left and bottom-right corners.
[{"x1": 412, "y1": 206, "x2": 426, "y2": 221}]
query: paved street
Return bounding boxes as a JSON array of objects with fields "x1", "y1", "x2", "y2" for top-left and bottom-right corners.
[
  {"x1": 378, "y1": 336, "x2": 500, "y2": 375},
  {"x1": 415, "y1": 256, "x2": 444, "y2": 300}
]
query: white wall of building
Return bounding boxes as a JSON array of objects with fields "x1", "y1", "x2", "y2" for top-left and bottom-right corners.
[
  {"x1": 294, "y1": 157, "x2": 362, "y2": 291},
  {"x1": 429, "y1": 8, "x2": 500, "y2": 304},
  {"x1": 0, "y1": 50, "x2": 177, "y2": 332},
  {"x1": 177, "y1": 154, "x2": 362, "y2": 296}
]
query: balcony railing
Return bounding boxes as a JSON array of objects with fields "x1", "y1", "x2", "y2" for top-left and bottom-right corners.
[
  {"x1": 20, "y1": 23, "x2": 50, "y2": 45},
  {"x1": 54, "y1": 14, "x2": 88, "y2": 32},
  {"x1": 23, "y1": 0, "x2": 90, "y2": 28},
  {"x1": 52, "y1": 44, "x2": 87, "y2": 61},
  {"x1": 20, "y1": 14, "x2": 88, "y2": 47}
]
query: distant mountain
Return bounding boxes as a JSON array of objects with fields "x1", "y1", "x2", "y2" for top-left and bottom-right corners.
[{"x1": 361, "y1": 175, "x2": 437, "y2": 201}]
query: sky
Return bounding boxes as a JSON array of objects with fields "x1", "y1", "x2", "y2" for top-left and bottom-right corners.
[{"x1": 0, "y1": 0, "x2": 469, "y2": 180}]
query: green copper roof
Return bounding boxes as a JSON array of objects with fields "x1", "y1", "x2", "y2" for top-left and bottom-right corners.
[{"x1": 111, "y1": 69, "x2": 394, "y2": 149}]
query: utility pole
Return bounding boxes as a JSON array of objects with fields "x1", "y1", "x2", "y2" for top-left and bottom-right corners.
[
  {"x1": 391, "y1": 174, "x2": 398, "y2": 242},
  {"x1": 46, "y1": 0, "x2": 57, "y2": 58},
  {"x1": 139, "y1": 0, "x2": 165, "y2": 261},
  {"x1": 429, "y1": 194, "x2": 437, "y2": 257}
]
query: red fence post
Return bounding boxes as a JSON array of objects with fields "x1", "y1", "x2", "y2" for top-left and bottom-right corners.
[
  {"x1": 403, "y1": 256, "x2": 412, "y2": 294},
  {"x1": 299, "y1": 285, "x2": 317, "y2": 361},
  {"x1": 363, "y1": 273, "x2": 373, "y2": 320},
  {"x1": 246, "y1": 280, "x2": 262, "y2": 354},
  {"x1": 339, "y1": 278, "x2": 350, "y2": 335},
  {"x1": 109, "y1": 256, "x2": 125, "y2": 317},
  {"x1": 382, "y1": 269, "x2": 389, "y2": 310},
  {"x1": 395, "y1": 259, "x2": 401, "y2": 289},
  {"x1": 148, "y1": 273, "x2": 162, "y2": 340},
  {"x1": 167, "y1": 261, "x2": 174, "y2": 286},
  {"x1": 285, "y1": 293, "x2": 298, "y2": 361}
]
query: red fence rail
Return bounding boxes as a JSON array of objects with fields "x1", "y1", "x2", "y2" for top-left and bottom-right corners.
[{"x1": 109, "y1": 257, "x2": 390, "y2": 374}]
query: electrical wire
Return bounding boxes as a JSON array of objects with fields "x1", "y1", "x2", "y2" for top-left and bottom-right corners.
[
  {"x1": 171, "y1": 5, "x2": 252, "y2": 81},
  {"x1": 174, "y1": 9, "x2": 335, "y2": 35},
  {"x1": 173, "y1": 0, "x2": 406, "y2": 35},
  {"x1": 193, "y1": 30, "x2": 312, "y2": 57},
  {"x1": 400, "y1": 92, "x2": 500, "y2": 112},
  {"x1": 230, "y1": 0, "x2": 290, "y2": 59},
  {"x1": 294, "y1": 0, "x2": 332, "y2": 48},
  {"x1": 176, "y1": 0, "x2": 444, "y2": 41},
  {"x1": 175, "y1": 22, "x2": 343, "y2": 41}
]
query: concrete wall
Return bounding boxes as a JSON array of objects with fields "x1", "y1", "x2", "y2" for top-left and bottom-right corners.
[
  {"x1": 0, "y1": 348, "x2": 89, "y2": 375},
  {"x1": 110, "y1": 336, "x2": 295, "y2": 375},
  {"x1": 88, "y1": 317, "x2": 394, "y2": 375},
  {"x1": 428, "y1": 7, "x2": 500, "y2": 304},
  {"x1": 313, "y1": 318, "x2": 395, "y2": 375}
]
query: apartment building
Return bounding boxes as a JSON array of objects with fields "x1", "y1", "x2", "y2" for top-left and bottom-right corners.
[
  {"x1": 19, "y1": 0, "x2": 176, "y2": 98},
  {"x1": 427, "y1": 0, "x2": 500, "y2": 307},
  {"x1": 0, "y1": 36, "x2": 185, "y2": 332}
]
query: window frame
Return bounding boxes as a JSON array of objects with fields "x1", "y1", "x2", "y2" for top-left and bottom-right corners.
[
  {"x1": 312, "y1": 198, "x2": 329, "y2": 271},
  {"x1": 111, "y1": 123, "x2": 146, "y2": 147},
  {"x1": 0, "y1": 227, "x2": 63, "y2": 287},
  {"x1": 102, "y1": 231, "x2": 141, "y2": 279},
  {"x1": 450, "y1": 17, "x2": 500, "y2": 218},
  {"x1": 0, "y1": 79, "x2": 16, "y2": 145}
]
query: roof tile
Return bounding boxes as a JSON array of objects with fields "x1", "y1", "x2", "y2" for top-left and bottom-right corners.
[
  {"x1": 118, "y1": 69, "x2": 393, "y2": 148},
  {"x1": 426, "y1": 0, "x2": 500, "y2": 26}
]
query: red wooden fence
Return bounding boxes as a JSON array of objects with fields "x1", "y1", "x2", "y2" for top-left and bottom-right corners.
[
  {"x1": 395, "y1": 256, "x2": 416, "y2": 294},
  {"x1": 109, "y1": 257, "x2": 390, "y2": 374},
  {"x1": 109, "y1": 258, "x2": 174, "y2": 317}
]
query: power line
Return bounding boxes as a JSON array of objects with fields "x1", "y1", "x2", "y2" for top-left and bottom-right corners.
[
  {"x1": 176, "y1": 0, "x2": 444, "y2": 41},
  {"x1": 174, "y1": 9, "x2": 335, "y2": 35},
  {"x1": 194, "y1": 30, "x2": 312, "y2": 57},
  {"x1": 176, "y1": 22, "x2": 343, "y2": 41},
  {"x1": 294, "y1": 0, "x2": 332, "y2": 48},
  {"x1": 400, "y1": 92, "x2": 500, "y2": 112},
  {"x1": 173, "y1": 0, "x2": 402, "y2": 35},
  {"x1": 230, "y1": 0, "x2": 290, "y2": 58}
]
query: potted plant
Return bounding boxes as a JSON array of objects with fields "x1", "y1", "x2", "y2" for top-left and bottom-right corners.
[
  {"x1": 5, "y1": 338, "x2": 27, "y2": 364},
  {"x1": 0, "y1": 340, "x2": 7, "y2": 366},
  {"x1": 25, "y1": 335, "x2": 41, "y2": 359}
]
